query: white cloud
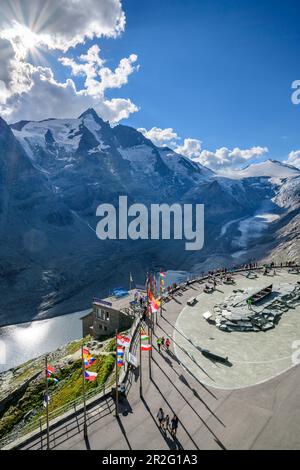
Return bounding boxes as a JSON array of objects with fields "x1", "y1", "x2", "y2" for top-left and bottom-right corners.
[
  {"x1": 138, "y1": 126, "x2": 269, "y2": 172},
  {"x1": 3, "y1": 65, "x2": 138, "y2": 123},
  {"x1": 60, "y1": 47, "x2": 139, "y2": 97},
  {"x1": 0, "y1": 0, "x2": 125, "y2": 52},
  {"x1": 0, "y1": 1, "x2": 139, "y2": 123},
  {"x1": 138, "y1": 127, "x2": 179, "y2": 147},
  {"x1": 0, "y1": 38, "x2": 15, "y2": 84},
  {"x1": 175, "y1": 138, "x2": 203, "y2": 159},
  {"x1": 286, "y1": 150, "x2": 300, "y2": 169},
  {"x1": 195, "y1": 146, "x2": 269, "y2": 170}
]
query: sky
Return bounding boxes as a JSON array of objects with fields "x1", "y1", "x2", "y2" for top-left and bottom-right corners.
[{"x1": 0, "y1": 0, "x2": 300, "y2": 171}]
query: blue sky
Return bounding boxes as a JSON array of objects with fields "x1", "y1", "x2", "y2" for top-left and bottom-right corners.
[
  {"x1": 104, "y1": 0, "x2": 300, "y2": 161},
  {"x1": 1, "y1": 0, "x2": 300, "y2": 169}
]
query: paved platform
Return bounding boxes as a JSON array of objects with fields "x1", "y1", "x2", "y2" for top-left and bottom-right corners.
[
  {"x1": 18, "y1": 269, "x2": 300, "y2": 450},
  {"x1": 174, "y1": 270, "x2": 300, "y2": 389}
]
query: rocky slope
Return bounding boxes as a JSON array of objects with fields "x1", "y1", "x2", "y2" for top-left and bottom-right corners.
[{"x1": 0, "y1": 335, "x2": 116, "y2": 446}]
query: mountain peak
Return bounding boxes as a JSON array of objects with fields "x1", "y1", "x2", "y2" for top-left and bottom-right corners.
[
  {"x1": 79, "y1": 108, "x2": 101, "y2": 120},
  {"x1": 223, "y1": 159, "x2": 300, "y2": 180},
  {"x1": 0, "y1": 116, "x2": 8, "y2": 130}
]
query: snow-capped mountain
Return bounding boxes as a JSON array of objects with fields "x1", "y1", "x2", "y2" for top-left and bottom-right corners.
[
  {"x1": 12, "y1": 109, "x2": 211, "y2": 181},
  {"x1": 0, "y1": 108, "x2": 299, "y2": 325},
  {"x1": 221, "y1": 159, "x2": 300, "y2": 180}
]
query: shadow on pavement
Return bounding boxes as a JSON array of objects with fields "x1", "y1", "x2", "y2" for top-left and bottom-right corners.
[
  {"x1": 152, "y1": 357, "x2": 226, "y2": 447},
  {"x1": 117, "y1": 416, "x2": 132, "y2": 450},
  {"x1": 149, "y1": 380, "x2": 200, "y2": 450}
]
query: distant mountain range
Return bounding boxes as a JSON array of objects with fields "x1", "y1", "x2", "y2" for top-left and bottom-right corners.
[
  {"x1": 0, "y1": 108, "x2": 299, "y2": 325},
  {"x1": 222, "y1": 159, "x2": 300, "y2": 179}
]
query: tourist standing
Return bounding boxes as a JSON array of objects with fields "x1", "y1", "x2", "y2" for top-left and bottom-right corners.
[
  {"x1": 157, "y1": 408, "x2": 164, "y2": 428},
  {"x1": 171, "y1": 414, "x2": 179, "y2": 437},
  {"x1": 163, "y1": 414, "x2": 170, "y2": 432}
]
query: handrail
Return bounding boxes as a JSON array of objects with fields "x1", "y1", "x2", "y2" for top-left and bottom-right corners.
[{"x1": 0, "y1": 312, "x2": 143, "y2": 449}]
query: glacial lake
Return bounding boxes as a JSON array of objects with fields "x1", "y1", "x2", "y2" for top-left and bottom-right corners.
[{"x1": 0, "y1": 270, "x2": 188, "y2": 372}]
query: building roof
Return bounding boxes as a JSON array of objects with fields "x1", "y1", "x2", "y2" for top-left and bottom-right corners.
[
  {"x1": 80, "y1": 311, "x2": 93, "y2": 320},
  {"x1": 93, "y1": 289, "x2": 145, "y2": 312}
]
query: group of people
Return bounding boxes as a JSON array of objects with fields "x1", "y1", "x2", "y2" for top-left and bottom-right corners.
[
  {"x1": 157, "y1": 409, "x2": 179, "y2": 437},
  {"x1": 156, "y1": 336, "x2": 171, "y2": 353}
]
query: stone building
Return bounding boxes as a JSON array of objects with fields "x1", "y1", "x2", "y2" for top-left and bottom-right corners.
[{"x1": 81, "y1": 289, "x2": 140, "y2": 339}]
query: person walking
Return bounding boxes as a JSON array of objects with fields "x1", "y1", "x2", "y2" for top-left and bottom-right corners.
[
  {"x1": 165, "y1": 338, "x2": 171, "y2": 352},
  {"x1": 161, "y1": 337, "x2": 165, "y2": 348},
  {"x1": 247, "y1": 298, "x2": 253, "y2": 310},
  {"x1": 163, "y1": 414, "x2": 170, "y2": 432},
  {"x1": 157, "y1": 338, "x2": 162, "y2": 353},
  {"x1": 171, "y1": 414, "x2": 179, "y2": 437},
  {"x1": 157, "y1": 408, "x2": 164, "y2": 428}
]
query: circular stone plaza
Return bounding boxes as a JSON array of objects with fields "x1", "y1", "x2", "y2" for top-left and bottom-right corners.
[
  {"x1": 174, "y1": 268, "x2": 300, "y2": 390},
  {"x1": 10, "y1": 267, "x2": 300, "y2": 451}
]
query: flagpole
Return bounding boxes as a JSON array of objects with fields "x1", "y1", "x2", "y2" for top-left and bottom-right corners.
[
  {"x1": 45, "y1": 355, "x2": 50, "y2": 450},
  {"x1": 158, "y1": 270, "x2": 162, "y2": 324},
  {"x1": 115, "y1": 330, "x2": 119, "y2": 418},
  {"x1": 150, "y1": 308, "x2": 154, "y2": 361},
  {"x1": 160, "y1": 284, "x2": 162, "y2": 321},
  {"x1": 81, "y1": 346, "x2": 88, "y2": 438},
  {"x1": 147, "y1": 275, "x2": 152, "y2": 379},
  {"x1": 152, "y1": 274, "x2": 156, "y2": 334},
  {"x1": 139, "y1": 323, "x2": 143, "y2": 397}
]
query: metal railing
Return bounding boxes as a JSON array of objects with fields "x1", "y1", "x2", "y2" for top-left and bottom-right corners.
[
  {"x1": 0, "y1": 372, "x2": 116, "y2": 449},
  {"x1": 0, "y1": 311, "x2": 143, "y2": 450}
]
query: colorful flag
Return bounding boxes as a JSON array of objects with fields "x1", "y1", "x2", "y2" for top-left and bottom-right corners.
[
  {"x1": 46, "y1": 364, "x2": 55, "y2": 378},
  {"x1": 117, "y1": 346, "x2": 125, "y2": 367},
  {"x1": 150, "y1": 298, "x2": 161, "y2": 313},
  {"x1": 83, "y1": 347, "x2": 90, "y2": 359},
  {"x1": 141, "y1": 330, "x2": 152, "y2": 351},
  {"x1": 84, "y1": 371, "x2": 98, "y2": 382},
  {"x1": 148, "y1": 290, "x2": 154, "y2": 302},
  {"x1": 84, "y1": 357, "x2": 96, "y2": 369},
  {"x1": 117, "y1": 335, "x2": 131, "y2": 348}
]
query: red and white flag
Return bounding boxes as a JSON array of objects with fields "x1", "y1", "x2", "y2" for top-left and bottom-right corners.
[{"x1": 117, "y1": 335, "x2": 131, "y2": 348}]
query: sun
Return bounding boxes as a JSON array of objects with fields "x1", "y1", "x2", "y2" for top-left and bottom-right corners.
[
  {"x1": 2, "y1": 21, "x2": 40, "y2": 59},
  {"x1": 13, "y1": 23, "x2": 40, "y2": 57},
  {"x1": 20, "y1": 25, "x2": 40, "y2": 52}
]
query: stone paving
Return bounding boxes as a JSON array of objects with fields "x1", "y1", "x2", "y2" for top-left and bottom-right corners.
[{"x1": 174, "y1": 270, "x2": 300, "y2": 389}]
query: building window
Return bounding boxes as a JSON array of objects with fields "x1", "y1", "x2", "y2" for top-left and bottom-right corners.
[{"x1": 96, "y1": 308, "x2": 110, "y2": 321}]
